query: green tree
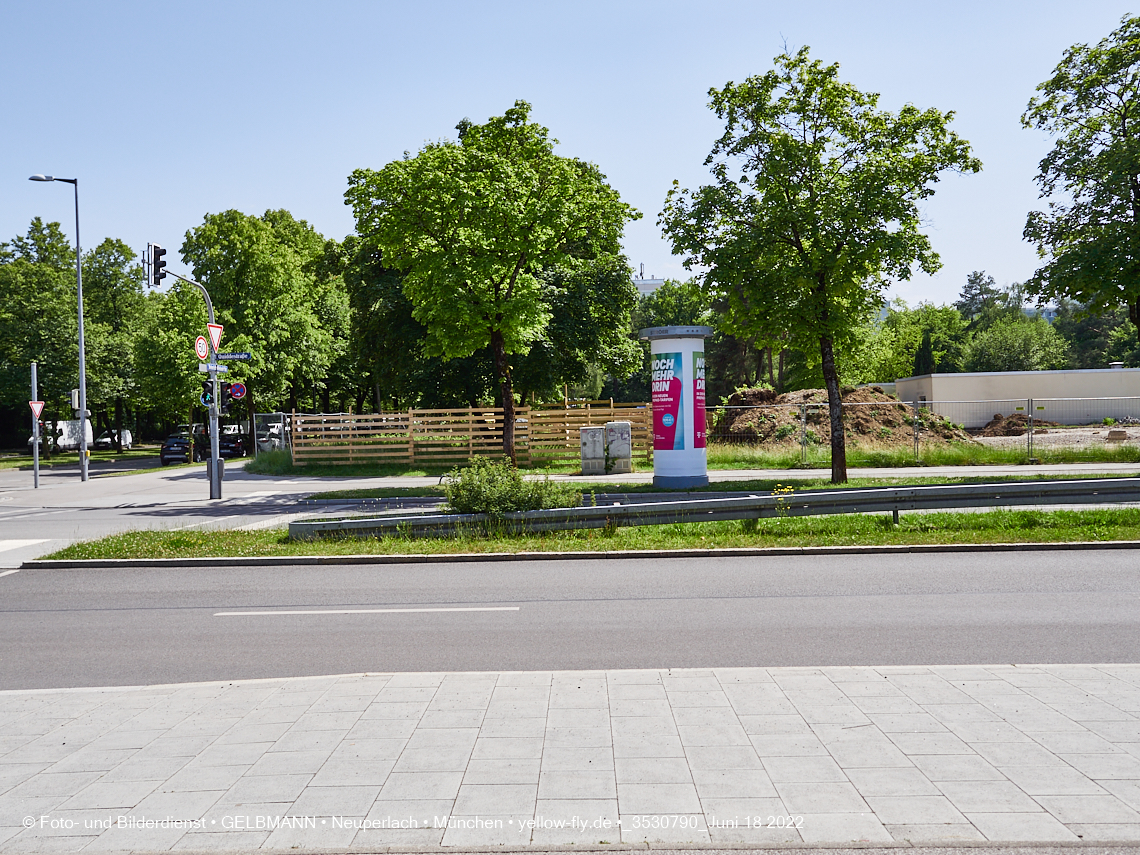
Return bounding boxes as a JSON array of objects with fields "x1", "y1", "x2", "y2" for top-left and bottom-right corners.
[
  {"x1": 179, "y1": 210, "x2": 339, "y2": 413},
  {"x1": 1023, "y1": 14, "x2": 1140, "y2": 339},
  {"x1": 965, "y1": 316, "x2": 1070, "y2": 372},
  {"x1": 0, "y1": 220, "x2": 79, "y2": 443},
  {"x1": 81, "y1": 239, "x2": 145, "y2": 450},
  {"x1": 955, "y1": 271, "x2": 1002, "y2": 327},
  {"x1": 345, "y1": 100, "x2": 640, "y2": 460},
  {"x1": 660, "y1": 47, "x2": 980, "y2": 482}
]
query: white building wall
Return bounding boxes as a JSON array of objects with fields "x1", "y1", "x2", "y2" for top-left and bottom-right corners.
[{"x1": 895, "y1": 368, "x2": 1140, "y2": 428}]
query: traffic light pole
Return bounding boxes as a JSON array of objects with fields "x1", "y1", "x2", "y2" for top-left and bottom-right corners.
[{"x1": 166, "y1": 270, "x2": 222, "y2": 500}]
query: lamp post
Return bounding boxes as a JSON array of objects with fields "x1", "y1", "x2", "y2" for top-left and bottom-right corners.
[{"x1": 29, "y1": 174, "x2": 88, "y2": 482}]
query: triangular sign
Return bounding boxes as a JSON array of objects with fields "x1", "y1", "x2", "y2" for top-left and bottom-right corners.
[
  {"x1": 207, "y1": 323, "x2": 223, "y2": 353},
  {"x1": 29, "y1": 401, "x2": 45, "y2": 419}
]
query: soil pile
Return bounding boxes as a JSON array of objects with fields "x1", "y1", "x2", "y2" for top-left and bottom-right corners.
[
  {"x1": 978, "y1": 413, "x2": 1061, "y2": 437},
  {"x1": 713, "y1": 386, "x2": 974, "y2": 448}
]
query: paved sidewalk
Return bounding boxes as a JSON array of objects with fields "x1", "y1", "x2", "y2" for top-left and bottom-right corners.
[{"x1": 2, "y1": 666, "x2": 1140, "y2": 851}]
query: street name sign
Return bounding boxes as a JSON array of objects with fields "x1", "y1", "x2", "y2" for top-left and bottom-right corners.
[
  {"x1": 215, "y1": 352, "x2": 251, "y2": 361},
  {"x1": 198, "y1": 363, "x2": 229, "y2": 373}
]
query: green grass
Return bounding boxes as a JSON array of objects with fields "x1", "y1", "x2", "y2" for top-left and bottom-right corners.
[
  {"x1": 42, "y1": 506, "x2": 1140, "y2": 561},
  {"x1": 0, "y1": 446, "x2": 162, "y2": 471},
  {"x1": 706, "y1": 441, "x2": 1140, "y2": 469},
  {"x1": 247, "y1": 441, "x2": 1140, "y2": 481},
  {"x1": 308, "y1": 472, "x2": 1140, "y2": 502}
]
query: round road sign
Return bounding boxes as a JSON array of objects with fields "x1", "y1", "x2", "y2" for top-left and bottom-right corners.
[
  {"x1": 195, "y1": 336, "x2": 209, "y2": 360},
  {"x1": 231, "y1": 382, "x2": 247, "y2": 400}
]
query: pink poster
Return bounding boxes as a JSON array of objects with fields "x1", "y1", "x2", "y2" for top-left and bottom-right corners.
[
  {"x1": 652, "y1": 352, "x2": 684, "y2": 450},
  {"x1": 693, "y1": 351, "x2": 706, "y2": 449}
]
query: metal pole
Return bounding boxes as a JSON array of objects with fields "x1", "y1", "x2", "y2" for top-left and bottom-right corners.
[
  {"x1": 1028, "y1": 397, "x2": 1034, "y2": 460},
  {"x1": 913, "y1": 400, "x2": 920, "y2": 461},
  {"x1": 168, "y1": 270, "x2": 221, "y2": 499},
  {"x1": 31, "y1": 362, "x2": 39, "y2": 489},
  {"x1": 799, "y1": 403, "x2": 807, "y2": 465},
  {"x1": 72, "y1": 181, "x2": 88, "y2": 482}
]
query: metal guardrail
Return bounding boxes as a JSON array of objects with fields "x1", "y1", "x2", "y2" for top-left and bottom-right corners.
[{"x1": 288, "y1": 477, "x2": 1140, "y2": 540}]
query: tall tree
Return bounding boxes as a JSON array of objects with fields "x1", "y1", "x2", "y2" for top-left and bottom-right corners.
[
  {"x1": 179, "y1": 210, "x2": 338, "y2": 413},
  {"x1": 1023, "y1": 15, "x2": 1140, "y2": 339},
  {"x1": 954, "y1": 270, "x2": 1002, "y2": 325},
  {"x1": 345, "y1": 100, "x2": 640, "y2": 460},
  {"x1": 82, "y1": 239, "x2": 145, "y2": 450},
  {"x1": 660, "y1": 47, "x2": 980, "y2": 482}
]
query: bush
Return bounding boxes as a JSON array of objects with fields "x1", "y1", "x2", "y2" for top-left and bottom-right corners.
[{"x1": 443, "y1": 457, "x2": 580, "y2": 517}]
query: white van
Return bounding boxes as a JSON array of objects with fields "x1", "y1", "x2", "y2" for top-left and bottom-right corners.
[{"x1": 53, "y1": 419, "x2": 93, "y2": 451}]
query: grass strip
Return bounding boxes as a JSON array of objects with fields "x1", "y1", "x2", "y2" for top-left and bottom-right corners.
[
  {"x1": 247, "y1": 443, "x2": 1140, "y2": 480},
  {"x1": 308, "y1": 472, "x2": 1140, "y2": 501},
  {"x1": 43, "y1": 507, "x2": 1140, "y2": 561}
]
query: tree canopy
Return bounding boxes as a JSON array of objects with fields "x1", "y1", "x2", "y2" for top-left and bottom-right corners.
[
  {"x1": 660, "y1": 47, "x2": 980, "y2": 482},
  {"x1": 345, "y1": 100, "x2": 640, "y2": 459},
  {"x1": 1023, "y1": 14, "x2": 1140, "y2": 337}
]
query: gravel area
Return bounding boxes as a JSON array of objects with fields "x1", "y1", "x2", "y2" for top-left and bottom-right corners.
[{"x1": 973, "y1": 425, "x2": 1140, "y2": 449}]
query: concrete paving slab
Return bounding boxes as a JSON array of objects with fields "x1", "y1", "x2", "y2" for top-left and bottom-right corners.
[{"x1": 6, "y1": 664, "x2": 1140, "y2": 851}]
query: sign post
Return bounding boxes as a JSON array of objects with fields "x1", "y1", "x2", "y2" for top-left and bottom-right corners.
[
  {"x1": 163, "y1": 268, "x2": 223, "y2": 499},
  {"x1": 30, "y1": 363, "x2": 43, "y2": 489}
]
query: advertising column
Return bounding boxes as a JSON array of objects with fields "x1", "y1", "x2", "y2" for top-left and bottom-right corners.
[{"x1": 639, "y1": 326, "x2": 712, "y2": 488}]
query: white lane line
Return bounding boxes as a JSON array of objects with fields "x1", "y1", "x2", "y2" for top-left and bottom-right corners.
[
  {"x1": 0, "y1": 569, "x2": 20, "y2": 579},
  {"x1": 215, "y1": 606, "x2": 520, "y2": 617},
  {"x1": 0, "y1": 539, "x2": 48, "y2": 553}
]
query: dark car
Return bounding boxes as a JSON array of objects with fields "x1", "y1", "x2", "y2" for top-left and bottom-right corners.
[
  {"x1": 159, "y1": 433, "x2": 194, "y2": 465},
  {"x1": 218, "y1": 427, "x2": 249, "y2": 459}
]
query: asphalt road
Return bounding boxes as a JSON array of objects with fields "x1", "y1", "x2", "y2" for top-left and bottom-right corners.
[{"x1": 2, "y1": 550, "x2": 1138, "y2": 690}]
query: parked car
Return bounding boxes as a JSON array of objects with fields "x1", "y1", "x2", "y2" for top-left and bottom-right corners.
[
  {"x1": 218, "y1": 425, "x2": 249, "y2": 459},
  {"x1": 93, "y1": 429, "x2": 133, "y2": 450},
  {"x1": 159, "y1": 433, "x2": 194, "y2": 465},
  {"x1": 256, "y1": 423, "x2": 285, "y2": 452}
]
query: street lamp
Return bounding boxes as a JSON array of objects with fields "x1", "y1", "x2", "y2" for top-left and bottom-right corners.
[{"x1": 29, "y1": 174, "x2": 89, "y2": 482}]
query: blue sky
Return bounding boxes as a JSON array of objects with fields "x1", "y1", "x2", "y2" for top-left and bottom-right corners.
[{"x1": 3, "y1": 1, "x2": 1133, "y2": 307}]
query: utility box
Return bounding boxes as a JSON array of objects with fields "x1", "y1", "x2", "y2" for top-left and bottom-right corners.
[
  {"x1": 580, "y1": 426, "x2": 606, "y2": 474},
  {"x1": 605, "y1": 421, "x2": 632, "y2": 473}
]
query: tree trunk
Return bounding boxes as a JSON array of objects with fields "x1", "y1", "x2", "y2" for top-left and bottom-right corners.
[
  {"x1": 490, "y1": 330, "x2": 517, "y2": 465},
  {"x1": 820, "y1": 335, "x2": 847, "y2": 483},
  {"x1": 1130, "y1": 295, "x2": 1140, "y2": 338}
]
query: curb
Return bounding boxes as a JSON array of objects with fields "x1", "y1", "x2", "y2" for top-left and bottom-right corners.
[{"x1": 22, "y1": 539, "x2": 1140, "y2": 569}]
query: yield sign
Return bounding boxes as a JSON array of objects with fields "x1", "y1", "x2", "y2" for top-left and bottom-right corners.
[
  {"x1": 29, "y1": 401, "x2": 45, "y2": 419},
  {"x1": 207, "y1": 323, "x2": 223, "y2": 353}
]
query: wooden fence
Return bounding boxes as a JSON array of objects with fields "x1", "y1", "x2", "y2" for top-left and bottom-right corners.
[{"x1": 289, "y1": 401, "x2": 653, "y2": 467}]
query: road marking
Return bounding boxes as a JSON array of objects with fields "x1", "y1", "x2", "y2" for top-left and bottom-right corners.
[
  {"x1": 0, "y1": 569, "x2": 19, "y2": 579},
  {"x1": 214, "y1": 606, "x2": 520, "y2": 617},
  {"x1": 0, "y1": 539, "x2": 48, "y2": 553}
]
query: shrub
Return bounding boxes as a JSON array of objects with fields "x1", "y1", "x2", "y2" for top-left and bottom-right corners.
[{"x1": 443, "y1": 457, "x2": 579, "y2": 517}]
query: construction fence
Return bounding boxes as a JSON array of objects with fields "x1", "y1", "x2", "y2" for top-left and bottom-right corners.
[
  {"x1": 709, "y1": 396, "x2": 1140, "y2": 461},
  {"x1": 289, "y1": 401, "x2": 652, "y2": 467}
]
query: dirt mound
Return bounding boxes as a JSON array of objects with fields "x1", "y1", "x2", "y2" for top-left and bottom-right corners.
[
  {"x1": 713, "y1": 386, "x2": 974, "y2": 448},
  {"x1": 979, "y1": 413, "x2": 1061, "y2": 437}
]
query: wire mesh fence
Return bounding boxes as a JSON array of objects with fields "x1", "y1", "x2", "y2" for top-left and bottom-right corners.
[{"x1": 706, "y1": 396, "x2": 1140, "y2": 463}]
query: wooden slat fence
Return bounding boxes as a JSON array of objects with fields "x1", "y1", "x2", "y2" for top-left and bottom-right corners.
[{"x1": 289, "y1": 401, "x2": 652, "y2": 467}]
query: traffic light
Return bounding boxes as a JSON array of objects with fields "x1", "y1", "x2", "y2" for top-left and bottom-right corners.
[
  {"x1": 220, "y1": 382, "x2": 233, "y2": 413},
  {"x1": 152, "y1": 244, "x2": 167, "y2": 287},
  {"x1": 200, "y1": 381, "x2": 214, "y2": 407}
]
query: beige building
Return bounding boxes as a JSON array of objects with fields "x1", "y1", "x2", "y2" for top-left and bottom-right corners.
[{"x1": 895, "y1": 367, "x2": 1140, "y2": 428}]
